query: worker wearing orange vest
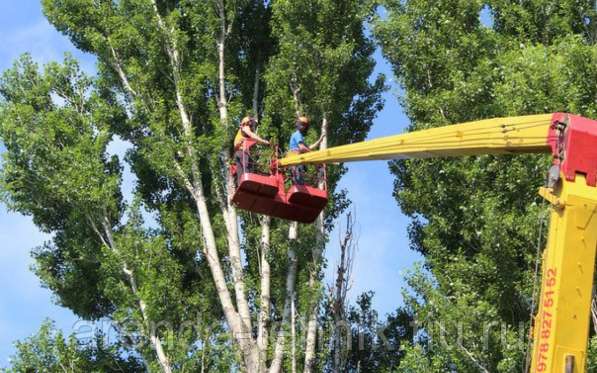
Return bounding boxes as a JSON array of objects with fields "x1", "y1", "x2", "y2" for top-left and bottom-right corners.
[{"x1": 234, "y1": 116, "x2": 270, "y2": 181}]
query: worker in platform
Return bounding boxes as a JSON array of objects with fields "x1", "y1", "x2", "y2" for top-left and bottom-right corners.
[
  {"x1": 234, "y1": 116, "x2": 270, "y2": 181},
  {"x1": 288, "y1": 116, "x2": 324, "y2": 184}
]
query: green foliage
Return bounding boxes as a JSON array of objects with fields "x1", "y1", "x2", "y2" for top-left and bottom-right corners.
[
  {"x1": 588, "y1": 336, "x2": 597, "y2": 373},
  {"x1": 317, "y1": 291, "x2": 414, "y2": 372},
  {"x1": 1, "y1": 0, "x2": 385, "y2": 370},
  {"x1": 6, "y1": 320, "x2": 143, "y2": 372},
  {"x1": 0, "y1": 54, "x2": 123, "y2": 319},
  {"x1": 396, "y1": 343, "x2": 452, "y2": 373},
  {"x1": 0, "y1": 54, "x2": 225, "y2": 371},
  {"x1": 376, "y1": 0, "x2": 596, "y2": 371}
]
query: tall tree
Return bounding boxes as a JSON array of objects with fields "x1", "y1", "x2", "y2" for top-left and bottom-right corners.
[
  {"x1": 1, "y1": 1, "x2": 383, "y2": 372},
  {"x1": 262, "y1": 1, "x2": 384, "y2": 369},
  {"x1": 0, "y1": 55, "x2": 228, "y2": 372},
  {"x1": 375, "y1": 0, "x2": 596, "y2": 371}
]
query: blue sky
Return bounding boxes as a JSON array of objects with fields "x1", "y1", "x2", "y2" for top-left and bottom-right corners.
[
  {"x1": 0, "y1": 1, "x2": 421, "y2": 363},
  {"x1": 325, "y1": 50, "x2": 420, "y2": 314}
]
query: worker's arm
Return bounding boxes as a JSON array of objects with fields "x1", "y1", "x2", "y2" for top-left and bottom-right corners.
[
  {"x1": 309, "y1": 133, "x2": 325, "y2": 151},
  {"x1": 296, "y1": 133, "x2": 325, "y2": 153},
  {"x1": 297, "y1": 143, "x2": 310, "y2": 153},
  {"x1": 242, "y1": 126, "x2": 270, "y2": 145}
]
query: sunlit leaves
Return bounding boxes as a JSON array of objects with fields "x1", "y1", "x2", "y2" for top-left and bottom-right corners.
[{"x1": 376, "y1": 0, "x2": 596, "y2": 370}]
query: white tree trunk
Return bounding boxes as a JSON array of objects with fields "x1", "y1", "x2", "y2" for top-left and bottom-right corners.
[
  {"x1": 214, "y1": 4, "x2": 255, "y2": 350},
  {"x1": 249, "y1": 59, "x2": 271, "y2": 370},
  {"x1": 269, "y1": 227, "x2": 300, "y2": 373},
  {"x1": 303, "y1": 300, "x2": 319, "y2": 373},
  {"x1": 291, "y1": 294, "x2": 297, "y2": 373},
  {"x1": 149, "y1": 3, "x2": 259, "y2": 369},
  {"x1": 303, "y1": 115, "x2": 329, "y2": 372},
  {"x1": 101, "y1": 55, "x2": 173, "y2": 373},
  {"x1": 109, "y1": 3, "x2": 261, "y2": 371},
  {"x1": 258, "y1": 216, "x2": 272, "y2": 365},
  {"x1": 191, "y1": 187, "x2": 257, "y2": 359}
]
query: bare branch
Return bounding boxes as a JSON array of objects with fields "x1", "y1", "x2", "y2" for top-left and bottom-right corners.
[
  {"x1": 437, "y1": 323, "x2": 490, "y2": 373},
  {"x1": 329, "y1": 211, "x2": 357, "y2": 372}
]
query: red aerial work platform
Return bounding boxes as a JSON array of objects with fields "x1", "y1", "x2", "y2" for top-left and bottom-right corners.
[{"x1": 232, "y1": 170, "x2": 327, "y2": 224}]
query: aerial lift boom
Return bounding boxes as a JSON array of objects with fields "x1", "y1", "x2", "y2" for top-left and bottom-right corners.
[{"x1": 279, "y1": 113, "x2": 597, "y2": 373}]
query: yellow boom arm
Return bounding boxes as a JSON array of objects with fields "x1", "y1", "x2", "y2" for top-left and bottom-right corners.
[
  {"x1": 279, "y1": 113, "x2": 597, "y2": 373},
  {"x1": 278, "y1": 114, "x2": 553, "y2": 166}
]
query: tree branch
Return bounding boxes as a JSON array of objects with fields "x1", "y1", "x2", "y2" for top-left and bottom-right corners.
[
  {"x1": 86, "y1": 213, "x2": 173, "y2": 373},
  {"x1": 437, "y1": 322, "x2": 490, "y2": 373},
  {"x1": 253, "y1": 65, "x2": 260, "y2": 116},
  {"x1": 108, "y1": 43, "x2": 138, "y2": 97},
  {"x1": 290, "y1": 79, "x2": 302, "y2": 118}
]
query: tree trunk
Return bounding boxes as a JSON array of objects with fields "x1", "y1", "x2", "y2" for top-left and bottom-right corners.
[
  {"x1": 214, "y1": 5, "x2": 256, "y2": 358},
  {"x1": 250, "y1": 58, "x2": 270, "y2": 371},
  {"x1": 303, "y1": 302, "x2": 319, "y2": 373},
  {"x1": 216, "y1": 0, "x2": 259, "y2": 344},
  {"x1": 258, "y1": 216, "x2": 272, "y2": 368},
  {"x1": 303, "y1": 114, "x2": 329, "y2": 373},
  {"x1": 103, "y1": 38, "x2": 225, "y2": 373},
  {"x1": 268, "y1": 96, "x2": 306, "y2": 373},
  {"x1": 101, "y1": 41, "x2": 173, "y2": 373},
  {"x1": 216, "y1": 36, "x2": 253, "y2": 342},
  {"x1": 150, "y1": 2, "x2": 258, "y2": 369},
  {"x1": 269, "y1": 227, "x2": 300, "y2": 373},
  {"x1": 291, "y1": 294, "x2": 297, "y2": 373},
  {"x1": 191, "y1": 190, "x2": 257, "y2": 365}
]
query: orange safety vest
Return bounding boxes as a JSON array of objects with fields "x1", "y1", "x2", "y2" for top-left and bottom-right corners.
[{"x1": 234, "y1": 124, "x2": 257, "y2": 151}]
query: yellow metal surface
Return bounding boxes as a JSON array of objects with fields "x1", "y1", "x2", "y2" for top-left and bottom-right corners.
[
  {"x1": 539, "y1": 187, "x2": 565, "y2": 209},
  {"x1": 278, "y1": 113, "x2": 597, "y2": 372},
  {"x1": 531, "y1": 177, "x2": 597, "y2": 373},
  {"x1": 279, "y1": 114, "x2": 553, "y2": 166}
]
